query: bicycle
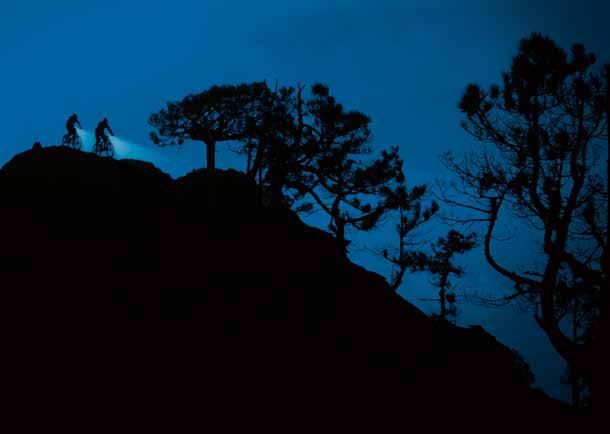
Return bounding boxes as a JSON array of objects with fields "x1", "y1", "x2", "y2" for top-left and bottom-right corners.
[
  {"x1": 93, "y1": 135, "x2": 115, "y2": 158},
  {"x1": 61, "y1": 132, "x2": 82, "y2": 150}
]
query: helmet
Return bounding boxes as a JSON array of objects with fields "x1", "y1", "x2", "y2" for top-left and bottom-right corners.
[
  {"x1": 72, "y1": 113, "x2": 78, "y2": 118},
  {"x1": 103, "y1": 117, "x2": 108, "y2": 124}
]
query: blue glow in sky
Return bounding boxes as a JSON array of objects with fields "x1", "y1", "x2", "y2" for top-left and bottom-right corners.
[{"x1": 1, "y1": 0, "x2": 609, "y2": 400}]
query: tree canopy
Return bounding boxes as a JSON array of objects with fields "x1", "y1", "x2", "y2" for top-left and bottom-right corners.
[
  {"x1": 382, "y1": 182, "x2": 439, "y2": 292},
  {"x1": 428, "y1": 230, "x2": 477, "y2": 322},
  {"x1": 149, "y1": 82, "x2": 268, "y2": 171},
  {"x1": 151, "y1": 81, "x2": 411, "y2": 251},
  {"x1": 441, "y1": 33, "x2": 608, "y2": 404}
]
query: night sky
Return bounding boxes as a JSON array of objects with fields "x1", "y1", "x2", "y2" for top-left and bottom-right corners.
[{"x1": 1, "y1": 0, "x2": 609, "y2": 400}]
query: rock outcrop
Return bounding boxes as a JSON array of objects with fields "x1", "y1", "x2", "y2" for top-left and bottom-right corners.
[{"x1": 0, "y1": 147, "x2": 571, "y2": 429}]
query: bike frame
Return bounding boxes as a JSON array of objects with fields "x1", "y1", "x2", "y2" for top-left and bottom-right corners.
[{"x1": 94, "y1": 135, "x2": 114, "y2": 157}]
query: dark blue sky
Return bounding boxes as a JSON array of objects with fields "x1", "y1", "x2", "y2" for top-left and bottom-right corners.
[{"x1": 2, "y1": 0, "x2": 609, "y2": 400}]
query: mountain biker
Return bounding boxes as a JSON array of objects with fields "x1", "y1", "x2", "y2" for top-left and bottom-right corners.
[
  {"x1": 95, "y1": 118, "x2": 114, "y2": 149},
  {"x1": 66, "y1": 113, "x2": 82, "y2": 142}
]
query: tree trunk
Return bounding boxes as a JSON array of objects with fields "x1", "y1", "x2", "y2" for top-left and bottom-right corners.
[
  {"x1": 334, "y1": 218, "x2": 348, "y2": 254},
  {"x1": 246, "y1": 142, "x2": 252, "y2": 174},
  {"x1": 439, "y1": 288, "x2": 446, "y2": 321},
  {"x1": 594, "y1": 65, "x2": 610, "y2": 410},
  {"x1": 570, "y1": 299, "x2": 581, "y2": 408},
  {"x1": 205, "y1": 139, "x2": 217, "y2": 209},
  {"x1": 269, "y1": 173, "x2": 284, "y2": 207},
  {"x1": 248, "y1": 143, "x2": 264, "y2": 181},
  {"x1": 267, "y1": 152, "x2": 284, "y2": 207},
  {"x1": 439, "y1": 273, "x2": 448, "y2": 321},
  {"x1": 330, "y1": 196, "x2": 348, "y2": 254},
  {"x1": 206, "y1": 140, "x2": 216, "y2": 171}
]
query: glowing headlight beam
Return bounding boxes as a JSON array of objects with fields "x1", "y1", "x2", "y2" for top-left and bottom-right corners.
[{"x1": 73, "y1": 128, "x2": 193, "y2": 175}]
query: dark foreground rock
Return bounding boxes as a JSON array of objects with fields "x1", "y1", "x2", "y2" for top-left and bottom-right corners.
[{"x1": 0, "y1": 147, "x2": 576, "y2": 430}]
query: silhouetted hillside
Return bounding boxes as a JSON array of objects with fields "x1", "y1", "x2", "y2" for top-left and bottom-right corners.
[{"x1": 0, "y1": 147, "x2": 573, "y2": 429}]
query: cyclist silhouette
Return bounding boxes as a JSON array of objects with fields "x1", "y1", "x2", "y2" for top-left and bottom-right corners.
[
  {"x1": 66, "y1": 113, "x2": 81, "y2": 139},
  {"x1": 62, "y1": 113, "x2": 83, "y2": 149},
  {"x1": 94, "y1": 118, "x2": 115, "y2": 157}
]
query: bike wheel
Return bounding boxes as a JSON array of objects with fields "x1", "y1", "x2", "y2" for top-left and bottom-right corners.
[
  {"x1": 72, "y1": 135, "x2": 82, "y2": 151},
  {"x1": 61, "y1": 134, "x2": 70, "y2": 146},
  {"x1": 103, "y1": 144, "x2": 115, "y2": 158}
]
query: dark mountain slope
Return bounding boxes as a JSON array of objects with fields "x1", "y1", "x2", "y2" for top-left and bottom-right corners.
[{"x1": 0, "y1": 146, "x2": 571, "y2": 429}]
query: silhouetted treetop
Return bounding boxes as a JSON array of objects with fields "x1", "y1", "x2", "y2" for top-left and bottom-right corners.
[
  {"x1": 149, "y1": 82, "x2": 268, "y2": 170},
  {"x1": 443, "y1": 32, "x2": 608, "y2": 407},
  {"x1": 428, "y1": 230, "x2": 477, "y2": 322},
  {"x1": 381, "y1": 182, "x2": 439, "y2": 292},
  {"x1": 151, "y1": 80, "x2": 408, "y2": 250}
]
